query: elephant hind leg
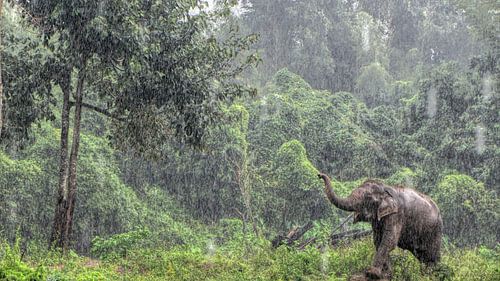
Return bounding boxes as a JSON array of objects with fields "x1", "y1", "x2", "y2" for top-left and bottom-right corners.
[
  {"x1": 418, "y1": 237, "x2": 441, "y2": 265},
  {"x1": 415, "y1": 248, "x2": 440, "y2": 266},
  {"x1": 423, "y1": 251, "x2": 440, "y2": 265}
]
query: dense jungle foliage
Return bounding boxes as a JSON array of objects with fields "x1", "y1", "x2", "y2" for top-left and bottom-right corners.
[{"x1": 0, "y1": 0, "x2": 498, "y2": 280}]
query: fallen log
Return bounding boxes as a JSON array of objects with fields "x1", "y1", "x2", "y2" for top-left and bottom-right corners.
[
  {"x1": 330, "y1": 213, "x2": 354, "y2": 234},
  {"x1": 272, "y1": 221, "x2": 314, "y2": 248},
  {"x1": 297, "y1": 237, "x2": 317, "y2": 250},
  {"x1": 271, "y1": 221, "x2": 371, "y2": 249},
  {"x1": 331, "y1": 229, "x2": 372, "y2": 245}
]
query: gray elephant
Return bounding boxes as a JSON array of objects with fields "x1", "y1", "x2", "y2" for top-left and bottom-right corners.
[{"x1": 318, "y1": 173, "x2": 442, "y2": 280}]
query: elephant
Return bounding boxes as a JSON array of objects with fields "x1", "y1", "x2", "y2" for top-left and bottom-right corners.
[{"x1": 318, "y1": 173, "x2": 442, "y2": 280}]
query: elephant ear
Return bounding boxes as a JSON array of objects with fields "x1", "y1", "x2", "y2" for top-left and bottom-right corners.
[
  {"x1": 377, "y1": 196, "x2": 398, "y2": 221},
  {"x1": 384, "y1": 186, "x2": 398, "y2": 198}
]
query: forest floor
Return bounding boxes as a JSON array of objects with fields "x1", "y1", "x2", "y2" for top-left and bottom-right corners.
[{"x1": 1, "y1": 238, "x2": 498, "y2": 280}]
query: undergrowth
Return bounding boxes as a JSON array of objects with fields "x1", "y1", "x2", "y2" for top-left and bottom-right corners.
[{"x1": 1, "y1": 233, "x2": 498, "y2": 281}]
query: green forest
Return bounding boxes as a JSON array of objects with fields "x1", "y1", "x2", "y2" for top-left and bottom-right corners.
[{"x1": 0, "y1": 0, "x2": 498, "y2": 280}]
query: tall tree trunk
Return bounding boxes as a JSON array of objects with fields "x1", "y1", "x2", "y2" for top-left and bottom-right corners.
[
  {"x1": 235, "y1": 158, "x2": 258, "y2": 237},
  {"x1": 50, "y1": 67, "x2": 86, "y2": 251},
  {"x1": 0, "y1": 0, "x2": 4, "y2": 138},
  {"x1": 242, "y1": 166, "x2": 258, "y2": 236},
  {"x1": 62, "y1": 68, "x2": 86, "y2": 250},
  {"x1": 49, "y1": 79, "x2": 72, "y2": 248}
]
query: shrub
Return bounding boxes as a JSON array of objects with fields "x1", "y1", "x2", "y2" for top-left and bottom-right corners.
[
  {"x1": 0, "y1": 239, "x2": 45, "y2": 281},
  {"x1": 91, "y1": 228, "x2": 150, "y2": 260},
  {"x1": 432, "y1": 173, "x2": 499, "y2": 247}
]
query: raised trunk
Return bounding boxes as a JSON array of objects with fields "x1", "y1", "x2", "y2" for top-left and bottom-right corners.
[
  {"x1": 50, "y1": 79, "x2": 72, "y2": 248},
  {"x1": 319, "y1": 174, "x2": 357, "y2": 212},
  {"x1": 62, "y1": 68, "x2": 86, "y2": 250}
]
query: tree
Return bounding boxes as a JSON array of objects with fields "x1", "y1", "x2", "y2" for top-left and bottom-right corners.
[
  {"x1": 351, "y1": 11, "x2": 390, "y2": 68},
  {"x1": 243, "y1": 0, "x2": 360, "y2": 92},
  {"x1": 355, "y1": 62, "x2": 393, "y2": 107},
  {"x1": 216, "y1": 105, "x2": 258, "y2": 235},
  {"x1": 248, "y1": 69, "x2": 393, "y2": 181},
  {"x1": 404, "y1": 62, "x2": 499, "y2": 189},
  {"x1": 16, "y1": 0, "x2": 257, "y2": 250},
  {"x1": 432, "y1": 173, "x2": 499, "y2": 247},
  {"x1": 0, "y1": 2, "x2": 53, "y2": 146},
  {"x1": 18, "y1": 0, "x2": 148, "y2": 251},
  {"x1": 271, "y1": 139, "x2": 328, "y2": 229}
]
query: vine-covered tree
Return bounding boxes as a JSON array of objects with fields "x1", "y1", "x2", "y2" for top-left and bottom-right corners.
[
  {"x1": 15, "y1": 0, "x2": 257, "y2": 250},
  {"x1": 271, "y1": 139, "x2": 327, "y2": 229}
]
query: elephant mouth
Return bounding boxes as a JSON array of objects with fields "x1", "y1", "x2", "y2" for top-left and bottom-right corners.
[
  {"x1": 353, "y1": 212, "x2": 363, "y2": 223},
  {"x1": 353, "y1": 212, "x2": 370, "y2": 223}
]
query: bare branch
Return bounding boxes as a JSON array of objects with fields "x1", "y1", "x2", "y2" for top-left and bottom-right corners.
[{"x1": 70, "y1": 101, "x2": 125, "y2": 121}]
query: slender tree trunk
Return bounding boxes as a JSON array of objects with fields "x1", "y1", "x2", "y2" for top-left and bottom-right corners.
[
  {"x1": 50, "y1": 67, "x2": 86, "y2": 251},
  {"x1": 62, "y1": 68, "x2": 86, "y2": 250},
  {"x1": 242, "y1": 167, "x2": 258, "y2": 236},
  {"x1": 0, "y1": 0, "x2": 4, "y2": 138},
  {"x1": 235, "y1": 158, "x2": 258, "y2": 237},
  {"x1": 49, "y1": 79, "x2": 72, "y2": 248}
]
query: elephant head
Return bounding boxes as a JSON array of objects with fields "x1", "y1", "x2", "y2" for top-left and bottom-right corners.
[{"x1": 318, "y1": 173, "x2": 398, "y2": 223}]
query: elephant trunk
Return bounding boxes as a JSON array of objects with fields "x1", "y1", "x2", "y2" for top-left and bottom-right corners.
[{"x1": 318, "y1": 173, "x2": 358, "y2": 212}]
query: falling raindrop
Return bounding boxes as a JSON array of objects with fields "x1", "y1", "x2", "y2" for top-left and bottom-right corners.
[
  {"x1": 404, "y1": 175, "x2": 414, "y2": 188},
  {"x1": 427, "y1": 87, "x2": 437, "y2": 118},
  {"x1": 98, "y1": 0, "x2": 105, "y2": 15},
  {"x1": 256, "y1": 96, "x2": 268, "y2": 129},
  {"x1": 362, "y1": 24, "x2": 370, "y2": 52},
  {"x1": 320, "y1": 245, "x2": 329, "y2": 274},
  {"x1": 482, "y1": 74, "x2": 493, "y2": 101},
  {"x1": 207, "y1": 238, "x2": 216, "y2": 256},
  {"x1": 475, "y1": 124, "x2": 486, "y2": 154}
]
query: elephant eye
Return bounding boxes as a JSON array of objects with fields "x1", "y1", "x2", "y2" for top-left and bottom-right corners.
[{"x1": 364, "y1": 195, "x2": 379, "y2": 205}]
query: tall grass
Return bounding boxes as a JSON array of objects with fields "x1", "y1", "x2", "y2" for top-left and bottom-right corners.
[{"x1": 1, "y1": 234, "x2": 498, "y2": 281}]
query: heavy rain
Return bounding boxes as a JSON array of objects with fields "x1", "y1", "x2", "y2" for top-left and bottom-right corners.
[{"x1": 0, "y1": 0, "x2": 498, "y2": 280}]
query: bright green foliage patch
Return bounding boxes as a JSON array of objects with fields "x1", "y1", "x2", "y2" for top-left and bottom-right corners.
[
  {"x1": 0, "y1": 240, "x2": 45, "y2": 281},
  {"x1": 267, "y1": 139, "x2": 332, "y2": 229},
  {"x1": 432, "y1": 174, "x2": 499, "y2": 247},
  {"x1": 442, "y1": 246, "x2": 500, "y2": 281},
  {"x1": 91, "y1": 229, "x2": 150, "y2": 261},
  {"x1": 385, "y1": 167, "x2": 419, "y2": 188},
  {"x1": 274, "y1": 139, "x2": 320, "y2": 192}
]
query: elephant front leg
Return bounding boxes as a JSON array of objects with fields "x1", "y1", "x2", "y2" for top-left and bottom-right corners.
[
  {"x1": 366, "y1": 217, "x2": 402, "y2": 280},
  {"x1": 371, "y1": 225, "x2": 390, "y2": 278}
]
